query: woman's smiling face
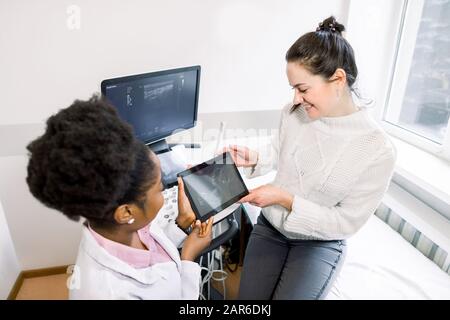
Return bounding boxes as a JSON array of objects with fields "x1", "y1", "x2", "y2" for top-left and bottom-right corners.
[{"x1": 286, "y1": 62, "x2": 339, "y2": 120}]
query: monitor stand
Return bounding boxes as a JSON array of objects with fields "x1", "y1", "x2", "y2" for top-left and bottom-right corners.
[
  {"x1": 148, "y1": 139, "x2": 188, "y2": 188},
  {"x1": 147, "y1": 139, "x2": 171, "y2": 154},
  {"x1": 148, "y1": 139, "x2": 202, "y2": 154}
]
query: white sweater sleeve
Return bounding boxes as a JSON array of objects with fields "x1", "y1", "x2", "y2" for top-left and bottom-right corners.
[
  {"x1": 243, "y1": 134, "x2": 279, "y2": 178},
  {"x1": 283, "y1": 147, "x2": 396, "y2": 240}
]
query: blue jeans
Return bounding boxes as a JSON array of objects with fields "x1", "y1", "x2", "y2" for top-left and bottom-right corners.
[{"x1": 238, "y1": 214, "x2": 346, "y2": 300}]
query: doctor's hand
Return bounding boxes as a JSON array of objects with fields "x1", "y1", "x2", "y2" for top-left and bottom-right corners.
[
  {"x1": 181, "y1": 218, "x2": 214, "y2": 261},
  {"x1": 239, "y1": 184, "x2": 294, "y2": 211},
  {"x1": 221, "y1": 145, "x2": 258, "y2": 168},
  {"x1": 176, "y1": 177, "x2": 196, "y2": 230}
]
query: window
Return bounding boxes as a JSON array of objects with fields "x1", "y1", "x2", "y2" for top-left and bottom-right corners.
[{"x1": 383, "y1": 0, "x2": 450, "y2": 159}]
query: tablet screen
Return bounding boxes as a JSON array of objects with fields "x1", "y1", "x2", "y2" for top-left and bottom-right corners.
[{"x1": 178, "y1": 152, "x2": 248, "y2": 220}]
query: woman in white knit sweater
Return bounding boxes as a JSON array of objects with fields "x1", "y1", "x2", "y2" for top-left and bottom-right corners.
[{"x1": 226, "y1": 16, "x2": 396, "y2": 299}]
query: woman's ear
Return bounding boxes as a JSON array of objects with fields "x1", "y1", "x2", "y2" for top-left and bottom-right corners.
[
  {"x1": 113, "y1": 204, "x2": 135, "y2": 225},
  {"x1": 330, "y1": 68, "x2": 347, "y2": 88}
]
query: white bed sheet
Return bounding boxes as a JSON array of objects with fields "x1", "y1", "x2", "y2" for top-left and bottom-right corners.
[{"x1": 326, "y1": 214, "x2": 450, "y2": 300}]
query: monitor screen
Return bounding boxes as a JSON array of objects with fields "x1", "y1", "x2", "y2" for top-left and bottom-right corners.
[{"x1": 101, "y1": 66, "x2": 200, "y2": 145}]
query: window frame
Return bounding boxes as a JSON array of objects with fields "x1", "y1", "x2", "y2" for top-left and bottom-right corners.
[{"x1": 382, "y1": 0, "x2": 450, "y2": 161}]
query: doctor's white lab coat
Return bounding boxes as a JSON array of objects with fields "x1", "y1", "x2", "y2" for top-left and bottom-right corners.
[{"x1": 68, "y1": 220, "x2": 201, "y2": 300}]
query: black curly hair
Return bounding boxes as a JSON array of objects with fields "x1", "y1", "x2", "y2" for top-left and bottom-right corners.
[{"x1": 26, "y1": 94, "x2": 158, "y2": 227}]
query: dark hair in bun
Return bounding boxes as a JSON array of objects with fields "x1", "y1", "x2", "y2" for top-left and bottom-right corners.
[
  {"x1": 316, "y1": 16, "x2": 345, "y2": 35},
  {"x1": 286, "y1": 16, "x2": 358, "y2": 108}
]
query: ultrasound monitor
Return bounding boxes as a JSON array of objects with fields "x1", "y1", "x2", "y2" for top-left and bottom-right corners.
[{"x1": 101, "y1": 65, "x2": 200, "y2": 153}]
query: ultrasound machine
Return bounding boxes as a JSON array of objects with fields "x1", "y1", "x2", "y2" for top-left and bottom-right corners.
[
  {"x1": 101, "y1": 65, "x2": 200, "y2": 183},
  {"x1": 101, "y1": 66, "x2": 242, "y2": 299}
]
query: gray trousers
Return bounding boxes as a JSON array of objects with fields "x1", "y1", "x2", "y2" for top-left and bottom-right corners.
[{"x1": 238, "y1": 214, "x2": 346, "y2": 300}]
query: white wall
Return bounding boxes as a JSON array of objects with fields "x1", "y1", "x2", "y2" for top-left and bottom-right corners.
[
  {"x1": 0, "y1": 0, "x2": 347, "y2": 125},
  {"x1": 0, "y1": 156, "x2": 82, "y2": 270},
  {"x1": 0, "y1": 200, "x2": 20, "y2": 299}
]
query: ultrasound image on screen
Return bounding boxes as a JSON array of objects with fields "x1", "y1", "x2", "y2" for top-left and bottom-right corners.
[
  {"x1": 103, "y1": 68, "x2": 198, "y2": 143},
  {"x1": 182, "y1": 157, "x2": 247, "y2": 217}
]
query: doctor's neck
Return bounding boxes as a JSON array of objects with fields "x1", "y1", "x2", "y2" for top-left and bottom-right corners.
[{"x1": 88, "y1": 220, "x2": 146, "y2": 249}]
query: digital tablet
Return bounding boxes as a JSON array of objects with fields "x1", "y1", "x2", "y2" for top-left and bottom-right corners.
[{"x1": 177, "y1": 152, "x2": 249, "y2": 223}]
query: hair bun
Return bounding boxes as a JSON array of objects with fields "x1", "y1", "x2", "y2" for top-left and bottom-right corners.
[{"x1": 316, "y1": 16, "x2": 345, "y2": 35}]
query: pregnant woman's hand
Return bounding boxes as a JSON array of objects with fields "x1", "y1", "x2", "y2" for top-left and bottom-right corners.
[
  {"x1": 239, "y1": 184, "x2": 294, "y2": 211},
  {"x1": 221, "y1": 145, "x2": 258, "y2": 168}
]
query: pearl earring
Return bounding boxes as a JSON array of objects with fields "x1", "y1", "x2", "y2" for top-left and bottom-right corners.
[{"x1": 127, "y1": 218, "x2": 135, "y2": 225}]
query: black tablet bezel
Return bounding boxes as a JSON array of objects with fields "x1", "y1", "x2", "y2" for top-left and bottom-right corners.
[{"x1": 177, "y1": 152, "x2": 249, "y2": 222}]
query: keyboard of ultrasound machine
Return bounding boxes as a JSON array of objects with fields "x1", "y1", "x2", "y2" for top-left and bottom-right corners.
[{"x1": 157, "y1": 186, "x2": 179, "y2": 226}]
